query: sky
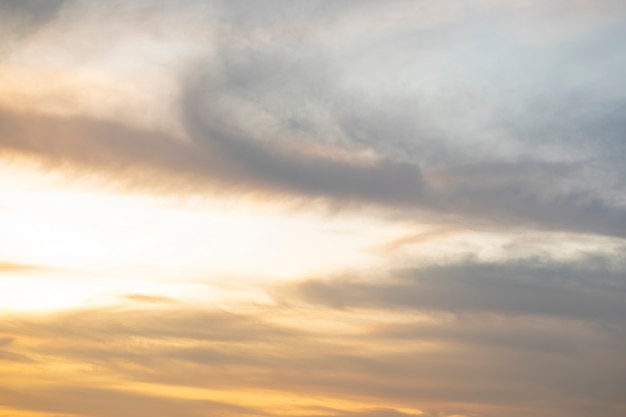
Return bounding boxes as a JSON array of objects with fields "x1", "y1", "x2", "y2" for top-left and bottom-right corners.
[{"x1": 0, "y1": 1, "x2": 625, "y2": 416}]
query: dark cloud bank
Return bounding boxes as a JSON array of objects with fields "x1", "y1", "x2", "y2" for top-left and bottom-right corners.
[{"x1": 286, "y1": 254, "x2": 626, "y2": 323}]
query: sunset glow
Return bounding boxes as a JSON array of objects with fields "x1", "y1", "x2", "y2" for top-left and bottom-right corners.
[{"x1": 1, "y1": 1, "x2": 625, "y2": 417}]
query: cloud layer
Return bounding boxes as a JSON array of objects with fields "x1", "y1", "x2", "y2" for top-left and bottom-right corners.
[{"x1": 1, "y1": 1, "x2": 626, "y2": 417}]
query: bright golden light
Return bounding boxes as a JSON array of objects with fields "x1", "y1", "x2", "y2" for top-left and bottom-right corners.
[{"x1": 0, "y1": 162, "x2": 406, "y2": 312}]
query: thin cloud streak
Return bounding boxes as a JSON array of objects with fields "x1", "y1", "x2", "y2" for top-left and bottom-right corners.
[{"x1": 0, "y1": 261, "x2": 43, "y2": 273}]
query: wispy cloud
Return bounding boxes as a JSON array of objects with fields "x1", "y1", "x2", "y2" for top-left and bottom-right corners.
[
  {"x1": 1, "y1": 299, "x2": 624, "y2": 417},
  {"x1": 0, "y1": 261, "x2": 44, "y2": 273}
]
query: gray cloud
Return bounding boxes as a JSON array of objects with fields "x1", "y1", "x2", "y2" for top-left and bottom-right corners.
[
  {"x1": 1, "y1": 0, "x2": 626, "y2": 238},
  {"x1": 421, "y1": 161, "x2": 626, "y2": 238},
  {"x1": 0, "y1": 0, "x2": 66, "y2": 23},
  {"x1": 181, "y1": 69, "x2": 424, "y2": 205},
  {"x1": 0, "y1": 105, "x2": 423, "y2": 206},
  {"x1": 3, "y1": 78, "x2": 625, "y2": 239},
  {"x1": 285, "y1": 253, "x2": 626, "y2": 323},
  {"x1": 0, "y1": 0, "x2": 66, "y2": 58}
]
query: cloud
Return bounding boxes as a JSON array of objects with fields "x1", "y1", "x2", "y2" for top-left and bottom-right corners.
[
  {"x1": 300, "y1": 408, "x2": 424, "y2": 417},
  {"x1": 0, "y1": 305, "x2": 299, "y2": 343},
  {"x1": 1, "y1": 301, "x2": 624, "y2": 417},
  {"x1": 0, "y1": 385, "x2": 259, "y2": 417},
  {"x1": 0, "y1": 0, "x2": 66, "y2": 33},
  {"x1": 0, "y1": 261, "x2": 43, "y2": 273},
  {"x1": 1, "y1": 0, "x2": 625, "y2": 239},
  {"x1": 0, "y1": 0, "x2": 66, "y2": 59},
  {"x1": 3, "y1": 98, "x2": 626, "y2": 239},
  {"x1": 123, "y1": 293, "x2": 176, "y2": 304},
  {"x1": 420, "y1": 160, "x2": 626, "y2": 238},
  {"x1": 180, "y1": 68, "x2": 424, "y2": 205},
  {"x1": 0, "y1": 336, "x2": 14, "y2": 346},
  {"x1": 0, "y1": 0, "x2": 66, "y2": 23},
  {"x1": 0, "y1": 103, "x2": 424, "y2": 205},
  {"x1": 0, "y1": 335, "x2": 32, "y2": 363},
  {"x1": 1, "y1": 2, "x2": 626, "y2": 417},
  {"x1": 284, "y1": 253, "x2": 626, "y2": 323}
]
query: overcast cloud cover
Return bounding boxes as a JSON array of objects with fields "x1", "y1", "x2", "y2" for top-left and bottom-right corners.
[{"x1": 0, "y1": 1, "x2": 625, "y2": 417}]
